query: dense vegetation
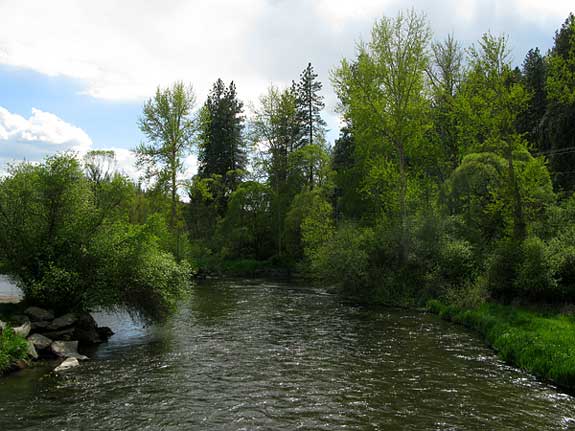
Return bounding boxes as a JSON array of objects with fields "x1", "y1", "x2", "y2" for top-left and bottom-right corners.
[{"x1": 1, "y1": 8, "x2": 575, "y2": 383}]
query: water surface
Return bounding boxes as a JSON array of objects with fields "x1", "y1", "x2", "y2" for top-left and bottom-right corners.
[{"x1": 0, "y1": 279, "x2": 574, "y2": 430}]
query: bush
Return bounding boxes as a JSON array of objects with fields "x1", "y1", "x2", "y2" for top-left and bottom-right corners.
[
  {"x1": 486, "y1": 240, "x2": 523, "y2": 302},
  {"x1": 0, "y1": 154, "x2": 190, "y2": 322},
  {"x1": 0, "y1": 326, "x2": 29, "y2": 374},
  {"x1": 307, "y1": 223, "x2": 375, "y2": 296},
  {"x1": 515, "y1": 237, "x2": 556, "y2": 301}
]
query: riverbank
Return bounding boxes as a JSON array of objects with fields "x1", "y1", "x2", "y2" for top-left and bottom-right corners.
[{"x1": 428, "y1": 300, "x2": 575, "y2": 392}]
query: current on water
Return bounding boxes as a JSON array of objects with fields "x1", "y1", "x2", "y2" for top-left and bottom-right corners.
[{"x1": 0, "y1": 279, "x2": 574, "y2": 430}]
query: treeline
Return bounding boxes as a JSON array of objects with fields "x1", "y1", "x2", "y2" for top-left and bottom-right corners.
[{"x1": 1, "y1": 11, "x2": 575, "y2": 319}]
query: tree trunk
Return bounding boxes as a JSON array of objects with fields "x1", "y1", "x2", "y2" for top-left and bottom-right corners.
[{"x1": 507, "y1": 144, "x2": 526, "y2": 241}]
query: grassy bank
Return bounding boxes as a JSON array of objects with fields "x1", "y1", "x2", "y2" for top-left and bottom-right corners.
[{"x1": 428, "y1": 300, "x2": 575, "y2": 392}]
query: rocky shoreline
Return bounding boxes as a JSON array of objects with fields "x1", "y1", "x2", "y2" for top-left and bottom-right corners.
[{"x1": 1, "y1": 306, "x2": 113, "y2": 374}]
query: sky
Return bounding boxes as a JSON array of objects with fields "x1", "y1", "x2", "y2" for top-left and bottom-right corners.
[{"x1": 0, "y1": 0, "x2": 573, "y2": 178}]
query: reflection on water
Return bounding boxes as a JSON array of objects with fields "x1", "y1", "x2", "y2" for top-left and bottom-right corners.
[{"x1": 0, "y1": 278, "x2": 574, "y2": 430}]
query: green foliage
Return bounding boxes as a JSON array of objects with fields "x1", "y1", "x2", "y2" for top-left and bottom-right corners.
[
  {"x1": 515, "y1": 237, "x2": 556, "y2": 300},
  {"x1": 0, "y1": 326, "x2": 29, "y2": 374},
  {"x1": 136, "y1": 81, "x2": 196, "y2": 228},
  {"x1": 428, "y1": 301, "x2": 575, "y2": 391},
  {"x1": 198, "y1": 79, "x2": 246, "y2": 206},
  {"x1": 306, "y1": 223, "x2": 374, "y2": 295},
  {"x1": 0, "y1": 154, "x2": 190, "y2": 321}
]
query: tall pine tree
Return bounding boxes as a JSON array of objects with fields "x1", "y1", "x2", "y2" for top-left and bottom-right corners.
[
  {"x1": 517, "y1": 48, "x2": 547, "y2": 152},
  {"x1": 198, "y1": 79, "x2": 246, "y2": 208},
  {"x1": 295, "y1": 63, "x2": 326, "y2": 188}
]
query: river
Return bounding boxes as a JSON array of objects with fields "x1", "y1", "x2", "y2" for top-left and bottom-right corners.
[{"x1": 0, "y1": 278, "x2": 574, "y2": 430}]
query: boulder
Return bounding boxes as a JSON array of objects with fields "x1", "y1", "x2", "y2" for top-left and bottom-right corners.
[
  {"x1": 42, "y1": 328, "x2": 75, "y2": 341},
  {"x1": 50, "y1": 341, "x2": 88, "y2": 361},
  {"x1": 24, "y1": 306, "x2": 54, "y2": 322},
  {"x1": 31, "y1": 320, "x2": 51, "y2": 331},
  {"x1": 54, "y1": 357, "x2": 79, "y2": 372},
  {"x1": 26, "y1": 341, "x2": 38, "y2": 360},
  {"x1": 27, "y1": 333, "x2": 53, "y2": 351},
  {"x1": 97, "y1": 326, "x2": 114, "y2": 340},
  {"x1": 13, "y1": 320, "x2": 31, "y2": 338},
  {"x1": 47, "y1": 313, "x2": 78, "y2": 331},
  {"x1": 74, "y1": 313, "x2": 101, "y2": 344}
]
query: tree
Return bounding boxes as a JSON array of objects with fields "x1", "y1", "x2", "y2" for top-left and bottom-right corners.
[
  {"x1": 295, "y1": 63, "x2": 326, "y2": 187},
  {"x1": 517, "y1": 48, "x2": 547, "y2": 150},
  {"x1": 332, "y1": 10, "x2": 431, "y2": 259},
  {"x1": 83, "y1": 150, "x2": 117, "y2": 184},
  {"x1": 135, "y1": 81, "x2": 196, "y2": 228},
  {"x1": 544, "y1": 14, "x2": 575, "y2": 193},
  {"x1": 0, "y1": 154, "x2": 189, "y2": 321},
  {"x1": 459, "y1": 33, "x2": 530, "y2": 240},
  {"x1": 197, "y1": 79, "x2": 246, "y2": 208},
  {"x1": 428, "y1": 34, "x2": 465, "y2": 175},
  {"x1": 251, "y1": 85, "x2": 301, "y2": 256}
]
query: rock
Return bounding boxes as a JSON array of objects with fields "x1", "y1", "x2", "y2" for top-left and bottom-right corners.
[
  {"x1": 42, "y1": 328, "x2": 75, "y2": 341},
  {"x1": 50, "y1": 341, "x2": 88, "y2": 361},
  {"x1": 27, "y1": 333, "x2": 53, "y2": 351},
  {"x1": 13, "y1": 320, "x2": 31, "y2": 338},
  {"x1": 54, "y1": 357, "x2": 79, "y2": 372},
  {"x1": 12, "y1": 359, "x2": 28, "y2": 370},
  {"x1": 26, "y1": 341, "x2": 38, "y2": 360},
  {"x1": 31, "y1": 320, "x2": 51, "y2": 331},
  {"x1": 97, "y1": 326, "x2": 114, "y2": 340},
  {"x1": 47, "y1": 313, "x2": 78, "y2": 331},
  {"x1": 0, "y1": 320, "x2": 5, "y2": 334},
  {"x1": 24, "y1": 306, "x2": 54, "y2": 322},
  {"x1": 74, "y1": 313, "x2": 101, "y2": 344}
]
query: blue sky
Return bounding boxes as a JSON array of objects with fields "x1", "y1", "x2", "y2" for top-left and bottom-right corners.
[{"x1": 0, "y1": 0, "x2": 572, "y2": 177}]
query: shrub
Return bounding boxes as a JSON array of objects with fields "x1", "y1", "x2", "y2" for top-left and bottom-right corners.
[
  {"x1": 515, "y1": 237, "x2": 556, "y2": 301},
  {"x1": 0, "y1": 154, "x2": 190, "y2": 322},
  {"x1": 486, "y1": 240, "x2": 523, "y2": 302},
  {"x1": 0, "y1": 326, "x2": 29, "y2": 374},
  {"x1": 307, "y1": 223, "x2": 375, "y2": 296}
]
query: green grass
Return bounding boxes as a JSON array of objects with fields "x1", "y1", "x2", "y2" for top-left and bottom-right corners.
[
  {"x1": 0, "y1": 325, "x2": 29, "y2": 374},
  {"x1": 428, "y1": 300, "x2": 575, "y2": 391}
]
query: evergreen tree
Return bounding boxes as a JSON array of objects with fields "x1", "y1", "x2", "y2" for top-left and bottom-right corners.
[
  {"x1": 197, "y1": 79, "x2": 246, "y2": 208},
  {"x1": 295, "y1": 63, "x2": 326, "y2": 188},
  {"x1": 543, "y1": 14, "x2": 575, "y2": 193},
  {"x1": 517, "y1": 48, "x2": 547, "y2": 151}
]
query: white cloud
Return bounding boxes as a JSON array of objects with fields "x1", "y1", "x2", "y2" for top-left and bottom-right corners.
[
  {"x1": 0, "y1": 106, "x2": 93, "y2": 160},
  {"x1": 0, "y1": 106, "x2": 197, "y2": 183},
  {"x1": 0, "y1": 0, "x2": 572, "y2": 150}
]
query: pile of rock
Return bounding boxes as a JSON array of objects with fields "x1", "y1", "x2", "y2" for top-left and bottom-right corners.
[{"x1": 5, "y1": 306, "x2": 114, "y2": 372}]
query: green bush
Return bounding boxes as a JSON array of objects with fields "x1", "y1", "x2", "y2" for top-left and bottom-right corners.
[
  {"x1": 486, "y1": 240, "x2": 522, "y2": 302},
  {"x1": 0, "y1": 326, "x2": 29, "y2": 374},
  {"x1": 307, "y1": 223, "x2": 375, "y2": 295},
  {"x1": 0, "y1": 154, "x2": 190, "y2": 322},
  {"x1": 514, "y1": 237, "x2": 556, "y2": 301}
]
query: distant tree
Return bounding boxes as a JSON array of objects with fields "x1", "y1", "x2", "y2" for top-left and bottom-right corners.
[
  {"x1": 543, "y1": 14, "x2": 575, "y2": 193},
  {"x1": 517, "y1": 48, "x2": 547, "y2": 151},
  {"x1": 295, "y1": 63, "x2": 326, "y2": 188},
  {"x1": 458, "y1": 33, "x2": 530, "y2": 240},
  {"x1": 428, "y1": 34, "x2": 465, "y2": 174},
  {"x1": 83, "y1": 150, "x2": 117, "y2": 184},
  {"x1": 251, "y1": 85, "x2": 300, "y2": 256},
  {"x1": 197, "y1": 79, "x2": 246, "y2": 209},
  {"x1": 332, "y1": 10, "x2": 432, "y2": 259},
  {"x1": 135, "y1": 81, "x2": 196, "y2": 228}
]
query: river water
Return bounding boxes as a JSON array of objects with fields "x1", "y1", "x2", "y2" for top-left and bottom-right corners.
[{"x1": 0, "y1": 278, "x2": 574, "y2": 430}]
